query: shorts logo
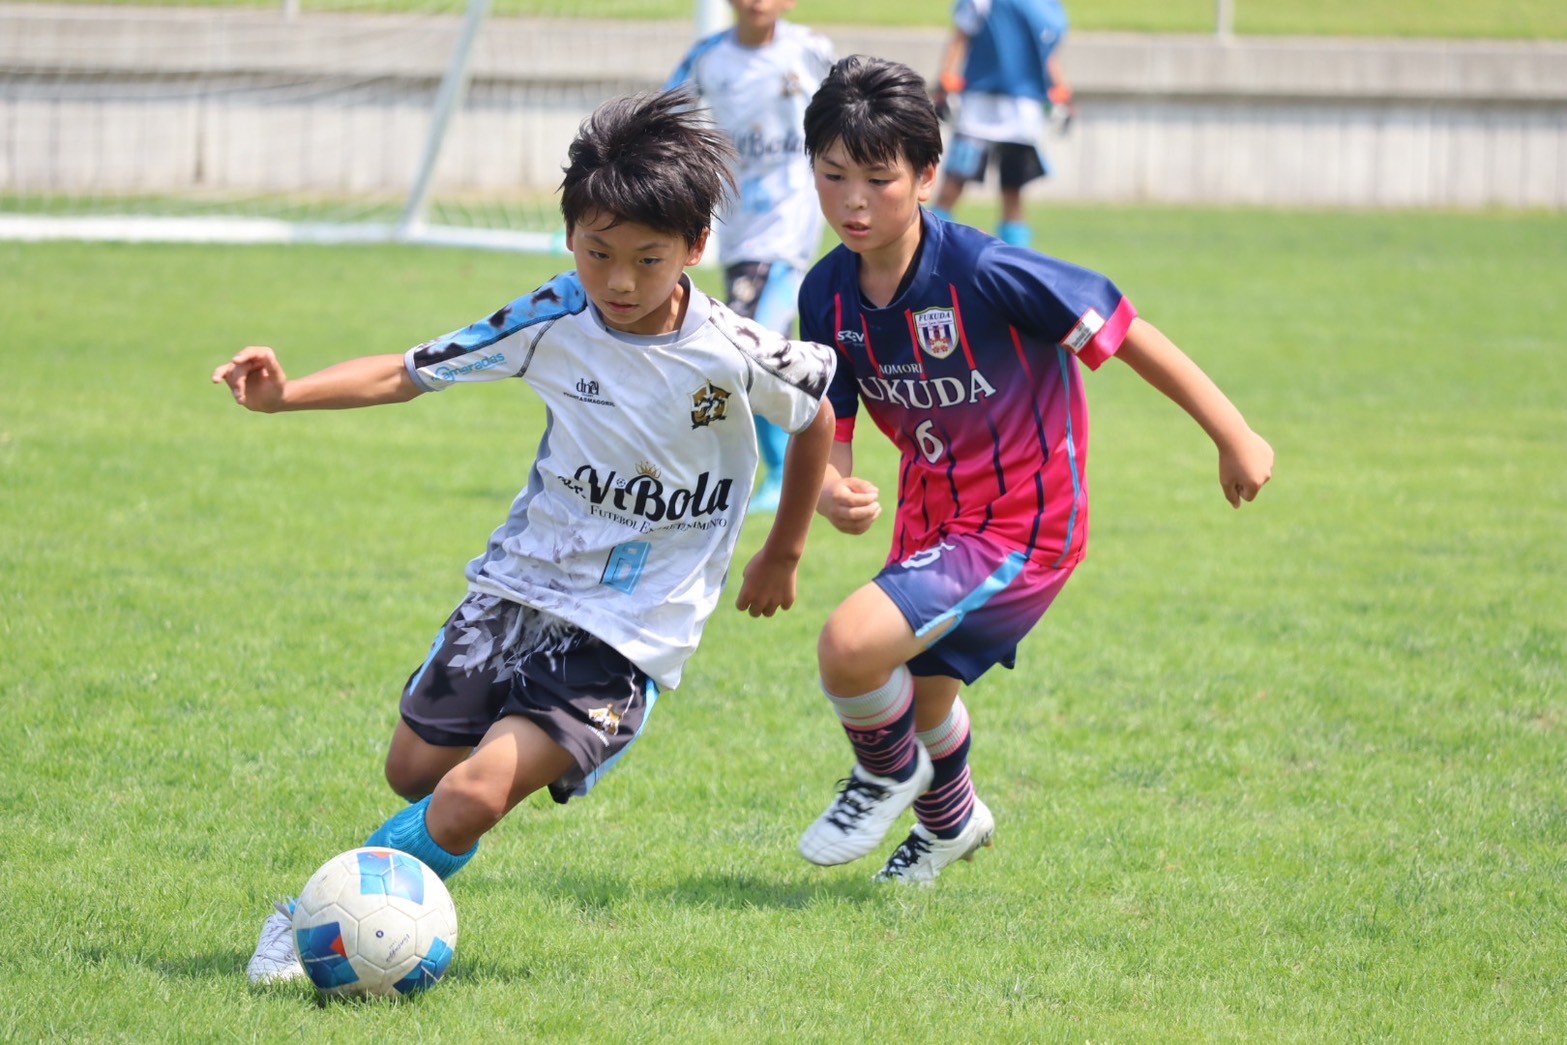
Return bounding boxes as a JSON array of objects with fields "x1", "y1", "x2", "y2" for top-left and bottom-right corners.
[
  {"x1": 914, "y1": 308, "x2": 957, "y2": 360},
  {"x1": 729, "y1": 272, "x2": 763, "y2": 313},
  {"x1": 690, "y1": 380, "x2": 731, "y2": 428},
  {"x1": 1062, "y1": 309, "x2": 1105, "y2": 354},
  {"x1": 587, "y1": 705, "x2": 623, "y2": 738},
  {"x1": 901, "y1": 541, "x2": 956, "y2": 570}
]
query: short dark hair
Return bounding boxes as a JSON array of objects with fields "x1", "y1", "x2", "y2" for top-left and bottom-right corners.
[
  {"x1": 560, "y1": 88, "x2": 736, "y2": 247},
  {"x1": 803, "y1": 55, "x2": 944, "y2": 173}
]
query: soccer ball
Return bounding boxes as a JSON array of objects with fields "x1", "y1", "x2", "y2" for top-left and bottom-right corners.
[{"x1": 291, "y1": 847, "x2": 459, "y2": 998}]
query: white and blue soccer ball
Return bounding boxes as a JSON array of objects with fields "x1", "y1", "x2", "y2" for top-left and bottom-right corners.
[{"x1": 291, "y1": 847, "x2": 459, "y2": 998}]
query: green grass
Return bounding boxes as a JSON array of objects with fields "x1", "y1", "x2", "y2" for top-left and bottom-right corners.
[
  {"x1": 24, "y1": 0, "x2": 1567, "y2": 40},
  {"x1": 2, "y1": 205, "x2": 1565, "y2": 1039}
]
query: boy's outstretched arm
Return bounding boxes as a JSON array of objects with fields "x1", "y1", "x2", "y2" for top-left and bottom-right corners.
[
  {"x1": 1115, "y1": 318, "x2": 1274, "y2": 508},
  {"x1": 212, "y1": 347, "x2": 422, "y2": 413},
  {"x1": 734, "y1": 399, "x2": 836, "y2": 618}
]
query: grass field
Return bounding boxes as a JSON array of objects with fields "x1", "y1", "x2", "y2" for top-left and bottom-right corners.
[
  {"x1": 2, "y1": 205, "x2": 1564, "y2": 1039},
  {"x1": 42, "y1": 0, "x2": 1567, "y2": 40}
]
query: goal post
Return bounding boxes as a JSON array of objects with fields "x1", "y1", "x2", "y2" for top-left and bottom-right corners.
[
  {"x1": 0, "y1": 1, "x2": 712, "y2": 252},
  {"x1": 396, "y1": 0, "x2": 493, "y2": 244}
]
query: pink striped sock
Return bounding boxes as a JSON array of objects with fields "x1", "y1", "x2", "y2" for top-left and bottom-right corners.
[
  {"x1": 825, "y1": 665, "x2": 920, "y2": 781},
  {"x1": 914, "y1": 697, "x2": 975, "y2": 838}
]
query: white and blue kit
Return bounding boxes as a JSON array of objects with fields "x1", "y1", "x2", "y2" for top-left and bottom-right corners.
[
  {"x1": 666, "y1": 21, "x2": 834, "y2": 275},
  {"x1": 392, "y1": 274, "x2": 832, "y2": 808},
  {"x1": 403, "y1": 272, "x2": 835, "y2": 692},
  {"x1": 666, "y1": 21, "x2": 836, "y2": 492}
]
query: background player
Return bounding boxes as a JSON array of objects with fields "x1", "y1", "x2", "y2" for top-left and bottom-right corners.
[
  {"x1": 219, "y1": 89, "x2": 837, "y2": 982},
  {"x1": 794, "y1": 56, "x2": 1273, "y2": 884},
  {"x1": 929, "y1": 0, "x2": 1075, "y2": 249},
  {"x1": 666, "y1": 0, "x2": 835, "y2": 513}
]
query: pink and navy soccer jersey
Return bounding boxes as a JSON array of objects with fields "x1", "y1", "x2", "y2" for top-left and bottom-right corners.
[{"x1": 799, "y1": 211, "x2": 1136, "y2": 569}]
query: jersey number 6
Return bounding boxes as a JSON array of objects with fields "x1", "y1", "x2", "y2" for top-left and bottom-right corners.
[{"x1": 914, "y1": 419, "x2": 947, "y2": 464}]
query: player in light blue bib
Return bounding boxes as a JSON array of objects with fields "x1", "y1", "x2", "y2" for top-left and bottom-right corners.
[{"x1": 929, "y1": 0, "x2": 1076, "y2": 248}]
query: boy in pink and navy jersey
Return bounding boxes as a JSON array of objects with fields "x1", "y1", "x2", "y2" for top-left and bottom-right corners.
[
  {"x1": 795, "y1": 55, "x2": 1275, "y2": 884},
  {"x1": 806, "y1": 224, "x2": 1127, "y2": 570}
]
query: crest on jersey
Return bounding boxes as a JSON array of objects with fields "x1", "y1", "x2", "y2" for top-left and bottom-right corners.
[
  {"x1": 914, "y1": 307, "x2": 958, "y2": 360},
  {"x1": 690, "y1": 380, "x2": 731, "y2": 428}
]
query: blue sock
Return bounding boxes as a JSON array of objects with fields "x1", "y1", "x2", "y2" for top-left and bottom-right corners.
[
  {"x1": 999, "y1": 221, "x2": 1032, "y2": 249},
  {"x1": 364, "y1": 795, "x2": 478, "y2": 881}
]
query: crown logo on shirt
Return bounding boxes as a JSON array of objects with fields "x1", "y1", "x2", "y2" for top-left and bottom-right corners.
[{"x1": 635, "y1": 461, "x2": 661, "y2": 479}]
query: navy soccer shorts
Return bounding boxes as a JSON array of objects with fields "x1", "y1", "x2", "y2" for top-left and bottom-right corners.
[
  {"x1": 873, "y1": 533, "x2": 1074, "y2": 684},
  {"x1": 399, "y1": 592, "x2": 658, "y2": 803},
  {"x1": 723, "y1": 260, "x2": 804, "y2": 336}
]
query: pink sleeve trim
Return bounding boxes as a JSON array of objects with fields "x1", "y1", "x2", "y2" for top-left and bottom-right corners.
[
  {"x1": 834, "y1": 416, "x2": 857, "y2": 443},
  {"x1": 1077, "y1": 297, "x2": 1138, "y2": 371}
]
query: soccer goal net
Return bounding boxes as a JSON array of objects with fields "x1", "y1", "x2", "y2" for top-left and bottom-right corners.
[{"x1": 0, "y1": 1, "x2": 726, "y2": 251}]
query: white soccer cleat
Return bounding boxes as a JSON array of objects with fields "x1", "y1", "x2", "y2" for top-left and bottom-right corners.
[
  {"x1": 798, "y1": 745, "x2": 933, "y2": 866},
  {"x1": 246, "y1": 900, "x2": 306, "y2": 985},
  {"x1": 873, "y1": 797, "x2": 996, "y2": 886}
]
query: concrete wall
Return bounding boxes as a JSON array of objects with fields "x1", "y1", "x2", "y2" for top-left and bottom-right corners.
[{"x1": 2, "y1": 4, "x2": 1565, "y2": 209}]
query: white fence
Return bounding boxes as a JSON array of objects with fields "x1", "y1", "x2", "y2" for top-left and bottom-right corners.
[{"x1": 3, "y1": 4, "x2": 1565, "y2": 211}]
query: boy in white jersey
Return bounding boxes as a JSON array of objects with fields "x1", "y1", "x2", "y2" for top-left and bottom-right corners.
[
  {"x1": 217, "y1": 89, "x2": 837, "y2": 985},
  {"x1": 666, "y1": 0, "x2": 835, "y2": 514}
]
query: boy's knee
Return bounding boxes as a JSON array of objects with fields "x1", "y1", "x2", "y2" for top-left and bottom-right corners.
[
  {"x1": 817, "y1": 615, "x2": 863, "y2": 670},
  {"x1": 430, "y1": 767, "x2": 509, "y2": 838},
  {"x1": 818, "y1": 617, "x2": 898, "y2": 693},
  {"x1": 384, "y1": 722, "x2": 466, "y2": 802},
  {"x1": 384, "y1": 757, "x2": 439, "y2": 803}
]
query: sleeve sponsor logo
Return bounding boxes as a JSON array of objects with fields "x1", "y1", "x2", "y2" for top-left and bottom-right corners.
[
  {"x1": 1061, "y1": 309, "x2": 1105, "y2": 354},
  {"x1": 432, "y1": 352, "x2": 506, "y2": 381}
]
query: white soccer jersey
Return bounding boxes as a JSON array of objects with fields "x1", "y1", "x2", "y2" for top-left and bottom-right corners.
[
  {"x1": 667, "y1": 22, "x2": 834, "y2": 272},
  {"x1": 404, "y1": 273, "x2": 835, "y2": 690}
]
